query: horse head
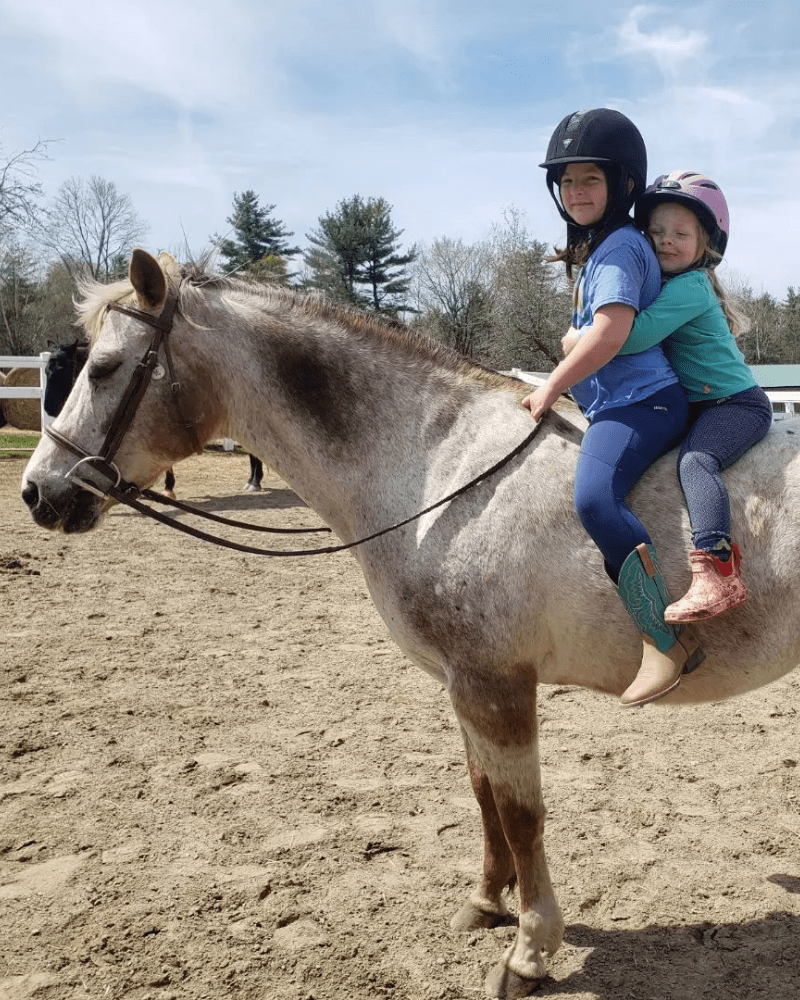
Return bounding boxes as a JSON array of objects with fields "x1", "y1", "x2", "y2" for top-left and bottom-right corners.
[{"x1": 22, "y1": 249, "x2": 214, "y2": 533}]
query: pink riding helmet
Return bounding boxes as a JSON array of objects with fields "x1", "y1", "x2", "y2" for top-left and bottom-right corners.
[{"x1": 634, "y1": 169, "x2": 730, "y2": 258}]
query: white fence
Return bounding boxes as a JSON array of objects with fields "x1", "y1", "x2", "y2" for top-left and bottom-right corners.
[
  {"x1": 3, "y1": 358, "x2": 799, "y2": 439},
  {"x1": 0, "y1": 353, "x2": 239, "y2": 450},
  {"x1": 508, "y1": 369, "x2": 800, "y2": 422},
  {"x1": 0, "y1": 353, "x2": 53, "y2": 431}
]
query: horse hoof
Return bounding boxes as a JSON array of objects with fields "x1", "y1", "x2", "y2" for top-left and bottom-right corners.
[
  {"x1": 483, "y1": 961, "x2": 543, "y2": 999},
  {"x1": 451, "y1": 901, "x2": 508, "y2": 932},
  {"x1": 162, "y1": 490, "x2": 176, "y2": 500},
  {"x1": 244, "y1": 482, "x2": 261, "y2": 492}
]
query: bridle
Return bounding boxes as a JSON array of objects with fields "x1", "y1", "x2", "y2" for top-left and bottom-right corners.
[
  {"x1": 45, "y1": 284, "x2": 187, "y2": 497},
  {"x1": 43, "y1": 282, "x2": 547, "y2": 557}
]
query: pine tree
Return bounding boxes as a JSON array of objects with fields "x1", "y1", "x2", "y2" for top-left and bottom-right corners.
[
  {"x1": 304, "y1": 195, "x2": 367, "y2": 307},
  {"x1": 304, "y1": 195, "x2": 416, "y2": 314},
  {"x1": 215, "y1": 191, "x2": 299, "y2": 276},
  {"x1": 358, "y1": 197, "x2": 417, "y2": 314}
]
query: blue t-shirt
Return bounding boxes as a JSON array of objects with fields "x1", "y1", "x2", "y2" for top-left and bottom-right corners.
[{"x1": 570, "y1": 225, "x2": 681, "y2": 421}]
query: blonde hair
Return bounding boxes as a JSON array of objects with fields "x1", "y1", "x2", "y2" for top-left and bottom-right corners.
[{"x1": 693, "y1": 229, "x2": 750, "y2": 339}]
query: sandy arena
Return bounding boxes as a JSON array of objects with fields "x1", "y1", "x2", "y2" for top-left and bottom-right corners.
[{"x1": 1, "y1": 448, "x2": 799, "y2": 1000}]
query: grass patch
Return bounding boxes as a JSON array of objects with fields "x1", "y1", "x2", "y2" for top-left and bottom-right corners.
[
  {"x1": 0, "y1": 432, "x2": 40, "y2": 455},
  {"x1": 0, "y1": 432, "x2": 243, "y2": 456}
]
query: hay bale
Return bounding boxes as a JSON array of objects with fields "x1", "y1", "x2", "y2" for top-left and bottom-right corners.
[{"x1": 3, "y1": 367, "x2": 42, "y2": 430}]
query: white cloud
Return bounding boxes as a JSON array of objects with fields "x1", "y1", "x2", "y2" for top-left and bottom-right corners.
[
  {"x1": 376, "y1": 1, "x2": 449, "y2": 68},
  {"x1": 2, "y1": 0, "x2": 285, "y2": 110},
  {"x1": 616, "y1": 5, "x2": 708, "y2": 74}
]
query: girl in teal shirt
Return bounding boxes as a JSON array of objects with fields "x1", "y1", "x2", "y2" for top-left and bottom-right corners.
[{"x1": 618, "y1": 171, "x2": 772, "y2": 632}]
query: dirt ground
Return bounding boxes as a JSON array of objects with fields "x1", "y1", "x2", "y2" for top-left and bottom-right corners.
[{"x1": 1, "y1": 449, "x2": 799, "y2": 1000}]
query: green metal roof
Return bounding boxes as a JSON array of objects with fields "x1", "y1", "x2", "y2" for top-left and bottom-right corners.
[{"x1": 749, "y1": 365, "x2": 800, "y2": 389}]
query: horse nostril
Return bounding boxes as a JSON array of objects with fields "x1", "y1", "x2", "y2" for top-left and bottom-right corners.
[{"x1": 21, "y1": 481, "x2": 39, "y2": 509}]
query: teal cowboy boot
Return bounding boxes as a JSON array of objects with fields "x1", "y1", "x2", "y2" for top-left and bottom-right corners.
[{"x1": 617, "y1": 543, "x2": 705, "y2": 706}]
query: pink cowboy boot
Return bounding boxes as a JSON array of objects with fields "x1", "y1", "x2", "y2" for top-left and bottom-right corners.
[{"x1": 664, "y1": 542, "x2": 747, "y2": 624}]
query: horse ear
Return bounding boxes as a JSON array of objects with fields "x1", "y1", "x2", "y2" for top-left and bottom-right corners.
[
  {"x1": 129, "y1": 248, "x2": 167, "y2": 309},
  {"x1": 156, "y1": 251, "x2": 181, "y2": 284}
]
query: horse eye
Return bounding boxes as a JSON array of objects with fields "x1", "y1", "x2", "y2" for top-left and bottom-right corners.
[{"x1": 88, "y1": 359, "x2": 122, "y2": 381}]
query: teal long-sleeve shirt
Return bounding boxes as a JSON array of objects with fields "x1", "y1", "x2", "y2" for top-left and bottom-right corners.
[{"x1": 617, "y1": 269, "x2": 756, "y2": 402}]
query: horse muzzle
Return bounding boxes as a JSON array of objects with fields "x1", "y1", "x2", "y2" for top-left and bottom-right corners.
[{"x1": 22, "y1": 474, "x2": 106, "y2": 533}]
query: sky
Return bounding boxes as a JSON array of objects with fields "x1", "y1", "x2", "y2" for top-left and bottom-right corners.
[{"x1": 1, "y1": 0, "x2": 798, "y2": 298}]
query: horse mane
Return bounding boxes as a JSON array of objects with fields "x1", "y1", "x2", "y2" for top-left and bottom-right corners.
[
  {"x1": 75, "y1": 276, "x2": 139, "y2": 343},
  {"x1": 76, "y1": 258, "x2": 519, "y2": 394}
]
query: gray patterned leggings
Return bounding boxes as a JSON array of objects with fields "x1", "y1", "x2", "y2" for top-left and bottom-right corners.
[{"x1": 677, "y1": 385, "x2": 773, "y2": 552}]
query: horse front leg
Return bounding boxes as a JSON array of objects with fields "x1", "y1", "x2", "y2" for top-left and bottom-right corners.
[
  {"x1": 451, "y1": 726, "x2": 517, "y2": 930},
  {"x1": 450, "y1": 673, "x2": 564, "y2": 998}
]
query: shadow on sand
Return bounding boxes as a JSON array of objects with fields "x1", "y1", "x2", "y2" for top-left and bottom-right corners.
[
  {"x1": 517, "y1": 906, "x2": 799, "y2": 999},
  {"x1": 114, "y1": 487, "x2": 317, "y2": 520}
]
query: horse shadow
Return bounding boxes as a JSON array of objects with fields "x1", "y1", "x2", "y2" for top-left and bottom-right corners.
[
  {"x1": 114, "y1": 487, "x2": 313, "y2": 520},
  {"x1": 519, "y1": 896, "x2": 800, "y2": 999},
  {"x1": 167, "y1": 488, "x2": 311, "y2": 516}
]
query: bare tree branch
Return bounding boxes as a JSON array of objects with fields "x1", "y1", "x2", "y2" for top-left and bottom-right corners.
[
  {"x1": 40, "y1": 175, "x2": 149, "y2": 281},
  {"x1": 0, "y1": 137, "x2": 54, "y2": 237}
]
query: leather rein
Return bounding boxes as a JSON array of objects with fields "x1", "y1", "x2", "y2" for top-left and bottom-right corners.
[{"x1": 44, "y1": 283, "x2": 546, "y2": 558}]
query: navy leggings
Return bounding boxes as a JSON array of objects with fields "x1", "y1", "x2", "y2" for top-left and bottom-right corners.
[
  {"x1": 678, "y1": 385, "x2": 772, "y2": 551},
  {"x1": 574, "y1": 383, "x2": 689, "y2": 580}
]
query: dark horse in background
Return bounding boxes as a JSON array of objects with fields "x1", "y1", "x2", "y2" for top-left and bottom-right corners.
[{"x1": 43, "y1": 339, "x2": 264, "y2": 493}]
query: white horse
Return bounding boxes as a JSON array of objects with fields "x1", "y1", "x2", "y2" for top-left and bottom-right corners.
[{"x1": 21, "y1": 250, "x2": 800, "y2": 998}]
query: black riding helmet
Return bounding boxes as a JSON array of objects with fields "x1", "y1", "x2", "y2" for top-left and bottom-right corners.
[{"x1": 541, "y1": 109, "x2": 648, "y2": 238}]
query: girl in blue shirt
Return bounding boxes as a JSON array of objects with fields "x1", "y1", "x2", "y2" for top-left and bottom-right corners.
[
  {"x1": 522, "y1": 110, "x2": 704, "y2": 707},
  {"x1": 617, "y1": 172, "x2": 772, "y2": 626}
]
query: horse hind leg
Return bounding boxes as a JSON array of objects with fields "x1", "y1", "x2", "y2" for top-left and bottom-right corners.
[
  {"x1": 450, "y1": 677, "x2": 564, "y2": 998},
  {"x1": 245, "y1": 455, "x2": 264, "y2": 491},
  {"x1": 162, "y1": 467, "x2": 176, "y2": 499}
]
